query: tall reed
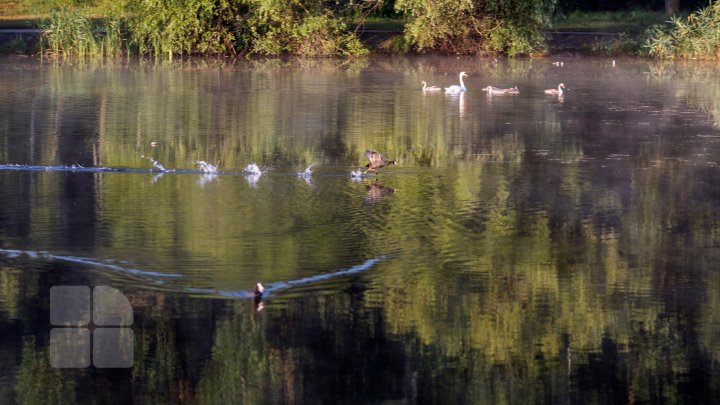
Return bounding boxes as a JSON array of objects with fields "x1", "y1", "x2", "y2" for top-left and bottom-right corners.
[
  {"x1": 40, "y1": 9, "x2": 127, "y2": 60},
  {"x1": 645, "y1": 1, "x2": 720, "y2": 60}
]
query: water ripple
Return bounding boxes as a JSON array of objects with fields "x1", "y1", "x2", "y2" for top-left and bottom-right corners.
[{"x1": 0, "y1": 248, "x2": 182, "y2": 280}]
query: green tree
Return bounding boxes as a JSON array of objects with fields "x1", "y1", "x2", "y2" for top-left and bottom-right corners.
[{"x1": 395, "y1": 0, "x2": 557, "y2": 56}]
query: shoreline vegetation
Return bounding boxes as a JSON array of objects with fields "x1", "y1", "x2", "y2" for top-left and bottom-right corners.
[{"x1": 0, "y1": 1, "x2": 719, "y2": 60}]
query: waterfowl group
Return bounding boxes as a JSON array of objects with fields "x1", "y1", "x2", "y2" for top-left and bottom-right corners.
[
  {"x1": 423, "y1": 71, "x2": 566, "y2": 98},
  {"x1": 253, "y1": 72, "x2": 570, "y2": 307}
]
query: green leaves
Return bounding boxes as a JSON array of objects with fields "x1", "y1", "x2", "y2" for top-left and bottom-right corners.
[
  {"x1": 645, "y1": 1, "x2": 720, "y2": 60},
  {"x1": 123, "y1": 0, "x2": 367, "y2": 57},
  {"x1": 127, "y1": 0, "x2": 235, "y2": 57},
  {"x1": 395, "y1": 0, "x2": 556, "y2": 56}
]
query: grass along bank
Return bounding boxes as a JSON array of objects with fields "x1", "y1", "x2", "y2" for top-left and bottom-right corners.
[{"x1": 1, "y1": 5, "x2": 711, "y2": 59}]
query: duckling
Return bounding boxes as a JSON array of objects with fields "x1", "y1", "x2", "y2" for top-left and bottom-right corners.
[
  {"x1": 483, "y1": 85, "x2": 519, "y2": 95},
  {"x1": 421, "y1": 81, "x2": 441, "y2": 92},
  {"x1": 482, "y1": 85, "x2": 505, "y2": 95}
]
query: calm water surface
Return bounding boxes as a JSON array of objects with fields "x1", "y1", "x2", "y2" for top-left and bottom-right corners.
[{"x1": 1, "y1": 55, "x2": 720, "y2": 403}]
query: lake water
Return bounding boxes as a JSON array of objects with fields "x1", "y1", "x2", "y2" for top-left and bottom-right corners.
[{"x1": 1, "y1": 55, "x2": 720, "y2": 403}]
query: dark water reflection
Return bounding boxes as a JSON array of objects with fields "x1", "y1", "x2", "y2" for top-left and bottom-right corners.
[{"x1": 2, "y1": 55, "x2": 720, "y2": 403}]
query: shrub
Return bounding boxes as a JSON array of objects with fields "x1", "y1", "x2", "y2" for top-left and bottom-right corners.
[
  {"x1": 292, "y1": 15, "x2": 367, "y2": 57},
  {"x1": 245, "y1": 0, "x2": 367, "y2": 57},
  {"x1": 126, "y1": 0, "x2": 237, "y2": 57},
  {"x1": 125, "y1": 0, "x2": 367, "y2": 57},
  {"x1": 645, "y1": 1, "x2": 720, "y2": 60},
  {"x1": 395, "y1": 0, "x2": 556, "y2": 56}
]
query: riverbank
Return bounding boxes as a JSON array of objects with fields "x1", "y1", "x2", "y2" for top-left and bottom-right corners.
[
  {"x1": 0, "y1": 28, "x2": 641, "y2": 58},
  {"x1": 0, "y1": 9, "x2": 662, "y2": 57},
  {"x1": 0, "y1": 8, "x2": 659, "y2": 58},
  {"x1": 358, "y1": 29, "x2": 639, "y2": 56}
]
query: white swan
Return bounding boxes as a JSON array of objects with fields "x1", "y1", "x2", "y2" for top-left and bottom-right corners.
[
  {"x1": 545, "y1": 83, "x2": 566, "y2": 95},
  {"x1": 444, "y1": 72, "x2": 468, "y2": 93},
  {"x1": 421, "y1": 81, "x2": 441, "y2": 92}
]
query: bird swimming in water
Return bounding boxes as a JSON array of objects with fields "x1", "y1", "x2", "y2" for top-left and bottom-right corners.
[
  {"x1": 444, "y1": 72, "x2": 468, "y2": 93},
  {"x1": 363, "y1": 150, "x2": 396, "y2": 174},
  {"x1": 254, "y1": 283, "x2": 264, "y2": 298},
  {"x1": 421, "y1": 81, "x2": 441, "y2": 92},
  {"x1": 482, "y1": 85, "x2": 519, "y2": 95},
  {"x1": 545, "y1": 83, "x2": 566, "y2": 95},
  {"x1": 482, "y1": 85, "x2": 505, "y2": 95}
]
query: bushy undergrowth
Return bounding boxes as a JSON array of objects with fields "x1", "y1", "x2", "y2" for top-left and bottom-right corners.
[
  {"x1": 35, "y1": 0, "x2": 559, "y2": 58},
  {"x1": 127, "y1": 0, "x2": 238, "y2": 57},
  {"x1": 645, "y1": 1, "x2": 720, "y2": 60},
  {"x1": 245, "y1": 5, "x2": 367, "y2": 57},
  {"x1": 39, "y1": 0, "x2": 369, "y2": 59},
  {"x1": 395, "y1": 0, "x2": 556, "y2": 56}
]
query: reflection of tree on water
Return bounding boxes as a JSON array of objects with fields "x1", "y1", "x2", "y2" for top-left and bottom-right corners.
[
  {"x1": 3, "y1": 58, "x2": 720, "y2": 402},
  {"x1": 649, "y1": 62, "x2": 720, "y2": 128}
]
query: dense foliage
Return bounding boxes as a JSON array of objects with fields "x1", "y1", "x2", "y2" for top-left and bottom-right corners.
[
  {"x1": 33, "y1": 0, "x2": 559, "y2": 58},
  {"x1": 645, "y1": 0, "x2": 720, "y2": 60},
  {"x1": 125, "y1": 0, "x2": 367, "y2": 57},
  {"x1": 395, "y1": 0, "x2": 557, "y2": 56}
]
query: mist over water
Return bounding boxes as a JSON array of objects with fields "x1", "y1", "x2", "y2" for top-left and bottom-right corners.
[{"x1": 2, "y1": 55, "x2": 720, "y2": 403}]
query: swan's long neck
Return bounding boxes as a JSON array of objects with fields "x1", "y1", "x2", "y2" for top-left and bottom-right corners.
[
  {"x1": 558, "y1": 84, "x2": 564, "y2": 94},
  {"x1": 459, "y1": 74, "x2": 466, "y2": 90},
  {"x1": 422, "y1": 81, "x2": 426, "y2": 90}
]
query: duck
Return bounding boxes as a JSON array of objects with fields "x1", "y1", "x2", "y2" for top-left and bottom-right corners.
[
  {"x1": 444, "y1": 72, "x2": 468, "y2": 93},
  {"x1": 545, "y1": 83, "x2": 566, "y2": 95},
  {"x1": 363, "y1": 150, "x2": 396, "y2": 174},
  {"x1": 254, "y1": 283, "x2": 264, "y2": 298},
  {"x1": 421, "y1": 81, "x2": 441, "y2": 92},
  {"x1": 252, "y1": 282, "x2": 265, "y2": 311}
]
